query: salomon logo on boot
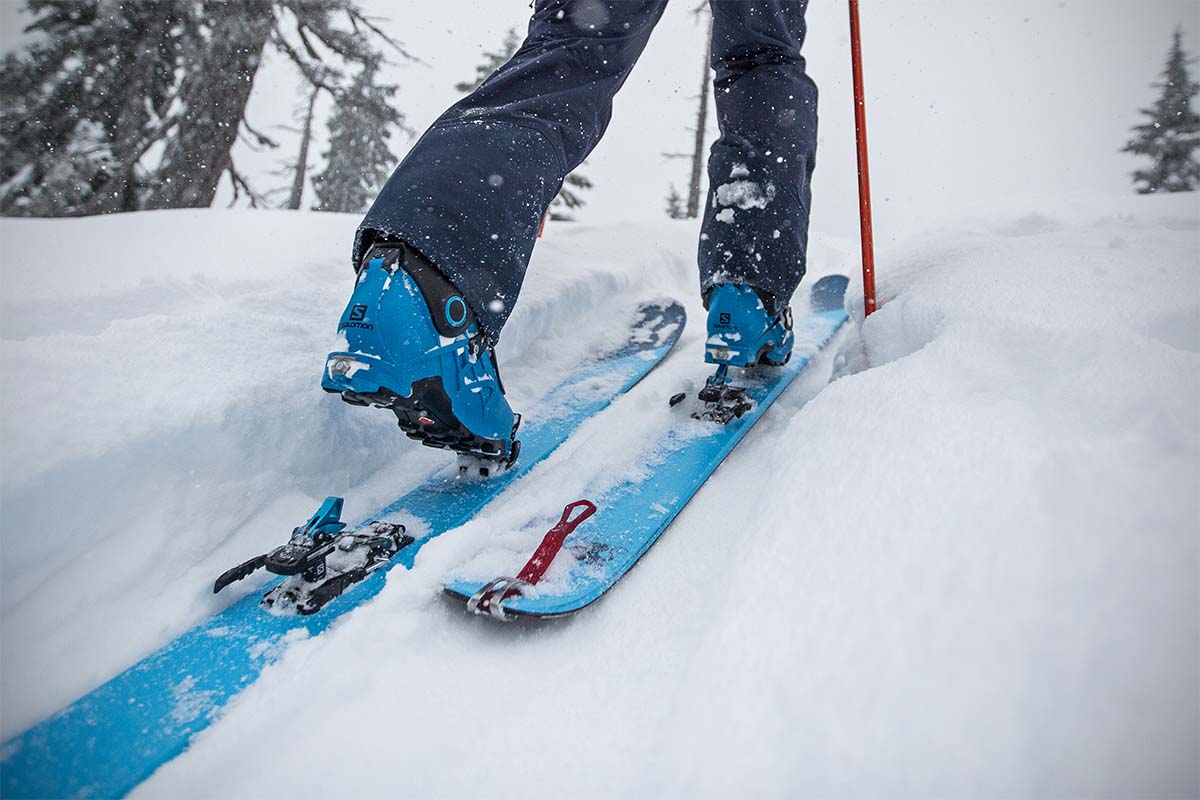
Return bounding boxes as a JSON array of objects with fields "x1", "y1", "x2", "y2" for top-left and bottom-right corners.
[
  {"x1": 342, "y1": 304, "x2": 372, "y2": 329},
  {"x1": 703, "y1": 284, "x2": 794, "y2": 368},
  {"x1": 322, "y1": 241, "x2": 520, "y2": 472}
]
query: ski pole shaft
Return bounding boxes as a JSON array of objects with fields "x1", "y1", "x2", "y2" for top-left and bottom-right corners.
[{"x1": 848, "y1": 0, "x2": 877, "y2": 316}]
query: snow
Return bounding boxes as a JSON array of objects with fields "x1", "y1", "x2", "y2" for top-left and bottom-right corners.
[
  {"x1": 1, "y1": 194, "x2": 1198, "y2": 797},
  {"x1": 714, "y1": 179, "x2": 776, "y2": 211}
]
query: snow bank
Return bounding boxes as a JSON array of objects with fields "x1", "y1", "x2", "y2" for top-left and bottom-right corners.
[
  {"x1": 2, "y1": 195, "x2": 1196, "y2": 797},
  {"x1": 659, "y1": 193, "x2": 1200, "y2": 797},
  {"x1": 0, "y1": 210, "x2": 697, "y2": 737}
]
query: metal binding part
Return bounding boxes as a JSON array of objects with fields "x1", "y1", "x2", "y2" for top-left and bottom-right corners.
[
  {"x1": 677, "y1": 364, "x2": 754, "y2": 424},
  {"x1": 465, "y1": 577, "x2": 531, "y2": 621}
]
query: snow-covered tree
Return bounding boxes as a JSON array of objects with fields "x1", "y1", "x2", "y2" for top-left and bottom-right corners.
[
  {"x1": 311, "y1": 62, "x2": 404, "y2": 213},
  {"x1": 0, "y1": 1, "x2": 192, "y2": 216},
  {"x1": 551, "y1": 173, "x2": 594, "y2": 222},
  {"x1": 1, "y1": 0, "x2": 412, "y2": 216},
  {"x1": 144, "y1": 0, "x2": 274, "y2": 209},
  {"x1": 456, "y1": 26, "x2": 593, "y2": 221},
  {"x1": 147, "y1": 0, "x2": 413, "y2": 210},
  {"x1": 1123, "y1": 26, "x2": 1200, "y2": 194}
]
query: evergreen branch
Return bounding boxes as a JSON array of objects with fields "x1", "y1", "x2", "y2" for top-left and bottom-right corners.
[
  {"x1": 277, "y1": 1, "x2": 385, "y2": 66},
  {"x1": 100, "y1": 111, "x2": 183, "y2": 177},
  {"x1": 270, "y1": 26, "x2": 341, "y2": 90}
]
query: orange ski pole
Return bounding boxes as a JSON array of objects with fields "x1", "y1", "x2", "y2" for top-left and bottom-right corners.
[{"x1": 848, "y1": 0, "x2": 877, "y2": 316}]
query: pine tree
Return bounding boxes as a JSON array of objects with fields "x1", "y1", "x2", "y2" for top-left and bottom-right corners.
[
  {"x1": 665, "y1": 184, "x2": 687, "y2": 219},
  {"x1": 311, "y1": 61, "x2": 402, "y2": 213},
  {"x1": 0, "y1": 0, "x2": 192, "y2": 216},
  {"x1": 685, "y1": 10, "x2": 713, "y2": 217},
  {"x1": 456, "y1": 26, "x2": 593, "y2": 221},
  {"x1": 148, "y1": 0, "x2": 414, "y2": 210},
  {"x1": 0, "y1": 0, "x2": 413, "y2": 216},
  {"x1": 1123, "y1": 26, "x2": 1200, "y2": 194},
  {"x1": 144, "y1": 0, "x2": 274, "y2": 209},
  {"x1": 286, "y1": 86, "x2": 323, "y2": 210},
  {"x1": 551, "y1": 173, "x2": 594, "y2": 221}
]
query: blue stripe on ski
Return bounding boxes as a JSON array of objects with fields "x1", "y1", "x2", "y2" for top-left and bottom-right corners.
[
  {"x1": 1, "y1": 301, "x2": 684, "y2": 800},
  {"x1": 445, "y1": 284, "x2": 848, "y2": 617}
]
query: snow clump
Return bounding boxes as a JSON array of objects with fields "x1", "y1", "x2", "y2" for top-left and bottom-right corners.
[{"x1": 714, "y1": 179, "x2": 776, "y2": 211}]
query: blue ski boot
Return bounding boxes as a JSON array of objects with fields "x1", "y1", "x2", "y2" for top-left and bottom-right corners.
[
  {"x1": 703, "y1": 283, "x2": 794, "y2": 368},
  {"x1": 322, "y1": 241, "x2": 520, "y2": 476},
  {"x1": 695, "y1": 283, "x2": 794, "y2": 423}
]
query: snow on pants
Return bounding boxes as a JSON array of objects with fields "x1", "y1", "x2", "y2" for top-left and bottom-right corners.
[{"x1": 356, "y1": 0, "x2": 817, "y2": 342}]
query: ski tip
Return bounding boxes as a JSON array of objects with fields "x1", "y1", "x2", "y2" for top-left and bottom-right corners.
[
  {"x1": 636, "y1": 300, "x2": 686, "y2": 346},
  {"x1": 809, "y1": 275, "x2": 850, "y2": 313},
  {"x1": 606, "y1": 300, "x2": 687, "y2": 360}
]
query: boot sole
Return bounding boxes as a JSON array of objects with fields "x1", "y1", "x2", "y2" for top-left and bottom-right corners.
[
  {"x1": 756, "y1": 349, "x2": 792, "y2": 367},
  {"x1": 324, "y1": 376, "x2": 519, "y2": 466}
]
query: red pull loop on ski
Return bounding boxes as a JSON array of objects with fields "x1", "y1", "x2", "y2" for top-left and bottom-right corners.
[
  {"x1": 517, "y1": 499, "x2": 596, "y2": 585},
  {"x1": 557, "y1": 499, "x2": 597, "y2": 528},
  {"x1": 466, "y1": 499, "x2": 597, "y2": 621}
]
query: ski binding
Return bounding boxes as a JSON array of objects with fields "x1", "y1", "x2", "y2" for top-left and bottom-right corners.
[
  {"x1": 457, "y1": 433, "x2": 522, "y2": 479},
  {"x1": 669, "y1": 364, "x2": 754, "y2": 424},
  {"x1": 214, "y1": 496, "x2": 413, "y2": 615}
]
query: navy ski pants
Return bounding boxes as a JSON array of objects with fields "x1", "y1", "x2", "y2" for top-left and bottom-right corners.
[{"x1": 357, "y1": 0, "x2": 817, "y2": 342}]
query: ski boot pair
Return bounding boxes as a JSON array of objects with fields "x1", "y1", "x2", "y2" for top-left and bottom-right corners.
[
  {"x1": 692, "y1": 284, "x2": 795, "y2": 423},
  {"x1": 323, "y1": 242, "x2": 795, "y2": 466},
  {"x1": 321, "y1": 241, "x2": 519, "y2": 477}
]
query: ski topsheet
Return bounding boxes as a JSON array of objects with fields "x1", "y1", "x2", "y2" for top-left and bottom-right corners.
[
  {"x1": 445, "y1": 276, "x2": 849, "y2": 618},
  {"x1": 1, "y1": 300, "x2": 685, "y2": 800}
]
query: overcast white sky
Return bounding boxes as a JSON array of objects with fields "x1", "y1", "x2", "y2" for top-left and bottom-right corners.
[{"x1": 2, "y1": 0, "x2": 1198, "y2": 245}]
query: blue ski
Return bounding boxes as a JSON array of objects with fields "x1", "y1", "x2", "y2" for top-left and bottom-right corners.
[
  {"x1": 1, "y1": 300, "x2": 685, "y2": 800},
  {"x1": 445, "y1": 276, "x2": 848, "y2": 619}
]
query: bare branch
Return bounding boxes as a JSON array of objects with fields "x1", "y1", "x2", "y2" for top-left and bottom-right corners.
[
  {"x1": 226, "y1": 171, "x2": 242, "y2": 207},
  {"x1": 345, "y1": 9, "x2": 423, "y2": 64},
  {"x1": 242, "y1": 118, "x2": 280, "y2": 149},
  {"x1": 227, "y1": 163, "x2": 267, "y2": 209},
  {"x1": 295, "y1": 24, "x2": 324, "y2": 62}
]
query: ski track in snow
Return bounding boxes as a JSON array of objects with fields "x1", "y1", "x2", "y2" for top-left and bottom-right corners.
[{"x1": 1, "y1": 197, "x2": 1198, "y2": 798}]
